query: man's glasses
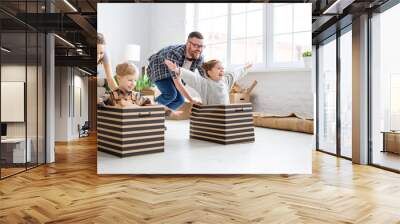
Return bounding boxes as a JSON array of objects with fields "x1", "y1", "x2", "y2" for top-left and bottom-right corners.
[{"x1": 189, "y1": 41, "x2": 205, "y2": 49}]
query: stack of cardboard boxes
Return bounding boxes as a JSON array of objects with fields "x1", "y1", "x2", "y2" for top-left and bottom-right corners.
[{"x1": 229, "y1": 81, "x2": 258, "y2": 104}]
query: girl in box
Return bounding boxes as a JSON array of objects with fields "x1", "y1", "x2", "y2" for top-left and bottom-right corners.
[
  {"x1": 164, "y1": 59, "x2": 252, "y2": 105},
  {"x1": 105, "y1": 62, "x2": 151, "y2": 107}
]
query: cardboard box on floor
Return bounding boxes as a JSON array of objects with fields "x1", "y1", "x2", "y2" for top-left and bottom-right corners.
[
  {"x1": 190, "y1": 103, "x2": 255, "y2": 144},
  {"x1": 229, "y1": 80, "x2": 257, "y2": 104},
  {"x1": 97, "y1": 105, "x2": 166, "y2": 157}
]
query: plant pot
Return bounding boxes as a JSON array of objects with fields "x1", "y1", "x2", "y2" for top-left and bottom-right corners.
[
  {"x1": 140, "y1": 88, "x2": 155, "y2": 96},
  {"x1": 303, "y1": 56, "x2": 312, "y2": 68}
]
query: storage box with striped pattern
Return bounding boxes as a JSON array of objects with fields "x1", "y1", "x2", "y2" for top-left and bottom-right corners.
[
  {"x1": 97, "y1": 105, "x2": 165, "y2": 157},
  {"x1": 190, "y1": 103, "x2": 255, "y2": 144}
]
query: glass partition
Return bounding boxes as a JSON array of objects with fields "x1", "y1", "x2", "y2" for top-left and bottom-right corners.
[
  {"x1": 27, "y1": 30, "x2": 38, "y2": 169},
  {"x1": 370, "y1": 4, "x2": 400, "y2": 171},
  {"x1": 1, "y1": 31, "x2": 28, "y2": 177},
  {"x1": 339, "y1": 28, "x2": 352, "y2": 158},
  {"x1": 0, "y1": 1, "x2": 46, "y2": 179},
  {"x1": 317, "y1": 36, "x2": 337, "y2": 155},
  {"x1": 38, "y1": 32, "x2": 45, "y2": 165}
]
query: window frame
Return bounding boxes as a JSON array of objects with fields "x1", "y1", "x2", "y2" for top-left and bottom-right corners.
[
  {"x1": 188, "y1": 3, "x2": 311, "y2": 71},
  {"x1": 266, "y1": 3, "x2": 311, "y2": 69}
]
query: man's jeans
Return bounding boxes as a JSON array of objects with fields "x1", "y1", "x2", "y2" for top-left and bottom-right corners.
[{"x1": 154, "y1": 77, "x2": 185, "y2": 110}]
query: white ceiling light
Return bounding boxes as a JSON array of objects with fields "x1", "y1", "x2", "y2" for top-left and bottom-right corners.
[
  {"x1": 63, "y1": 0, "x2": 78, "y2": 12},
  {"x1": 1, "y1": 47, "x2": 11, "y2": 53},
  {"x1": 323, "y1": 0, "x2": 354, "y2": 15},
  {"x1": 78, "y1": 68, "x2": 92, "y2": 76},
  {"x1": 54, "y1": 34, "x2": 75, "y2": 48}
]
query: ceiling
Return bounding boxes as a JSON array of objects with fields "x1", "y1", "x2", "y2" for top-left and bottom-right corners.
[{"x1": 0, "y1": 0, "x2": 394, "y2": 73}]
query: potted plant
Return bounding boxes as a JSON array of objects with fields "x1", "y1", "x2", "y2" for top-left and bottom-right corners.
[
  {"x1": 302, "y1": 51, "x2": 312, "y2": 68},
  {"x1": 135, "y1": 67, "x2": 155, "y2": 96}
]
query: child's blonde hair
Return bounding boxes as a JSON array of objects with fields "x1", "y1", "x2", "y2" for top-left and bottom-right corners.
[{"x1": 116, "y1": 62, "x2": 138, "y2": 77}]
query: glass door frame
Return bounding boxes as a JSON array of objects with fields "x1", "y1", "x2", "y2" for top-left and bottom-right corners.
[
  {"x1": 367, "y1": 1, "x2": 400, "y2": 173},
  {"x1": 315, "y1": 24, "x2": 353, "y2": 161},
  {"x1": 0, "y1": 2, "x2": 48, "y2": 180}
]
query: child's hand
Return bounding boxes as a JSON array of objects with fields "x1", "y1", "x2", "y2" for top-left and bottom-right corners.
[
  {"x1": 164, "y1": 60, "x2": 179, "y2": 73},
  {"x1": 97, "y1": 97, "x2": 103, "y2": 104},
  {"x1": 244, "y1": 63, "x2": 253, "y2": 70},
  {"x1": 191, "y1": 99, "x2": 202, "y2": 105}
]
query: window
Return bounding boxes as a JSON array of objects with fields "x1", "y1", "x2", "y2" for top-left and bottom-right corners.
[
  {"x1": 268, "y1": 3, "x2": 311, "y2": 67},
  {"x1": 230, "y1": 3, "x2": 263, "y2": 65},
  {"x1": 186, "y1": 3, "x2": 311, "y2": 70},
  {"x1": 197, "y1": 3, "x2": 228, "y2": 65}
]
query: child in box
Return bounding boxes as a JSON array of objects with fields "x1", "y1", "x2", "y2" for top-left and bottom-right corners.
[
  {"x1": 104, "y1": 62, "x2": 151, "y2": 107},
  {"x1": 164, "y1": 59, "x2": 252, "y2": 105}
]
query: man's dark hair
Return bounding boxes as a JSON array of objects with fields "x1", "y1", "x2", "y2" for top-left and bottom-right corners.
[{"x1": 187, "y1": 31, "x2": 204, "y2": 40}]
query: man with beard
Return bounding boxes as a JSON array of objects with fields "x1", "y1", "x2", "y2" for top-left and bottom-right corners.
[{"x1": 147, "y1": 31, "x2": 205, "y2": 115}]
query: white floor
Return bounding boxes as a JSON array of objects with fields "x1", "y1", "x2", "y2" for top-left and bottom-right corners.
[{"x1": 97, "y1": 120, "x2": 313, "y2": 174}]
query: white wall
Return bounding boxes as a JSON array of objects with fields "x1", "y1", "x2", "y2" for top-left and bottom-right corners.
[
  {"x1": 1, "y1": 65, "x2": 42, "y2": 137},
  {"x1": 72, "y1": 74, "x2": 89, "y2": 138},
  {"x1": 148, "y1": 4, "x2": 187, "y2": 55},
  {"x1": 97, "y1": 3, "x2": 151, "y2": 77},
  {"x1": 55, "y1": 67, "x2": 71, "y2": 141},
  {"x1": 55, "y1": 67, "x2": 89, "y2": 141},
  {"x1": 97, "y1": 3, "x2": 187, "y2": 78},
  {"x1": 239, "y1": 71, "x2": 313, "y2": 118},
  {"x1": 1, "y1": 64, "x2": 47, "y2": 164}
]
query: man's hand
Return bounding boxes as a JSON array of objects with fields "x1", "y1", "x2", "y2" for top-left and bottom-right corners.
[{"x1": 164, "y1": 59, "x2": 179, "y2": 74}]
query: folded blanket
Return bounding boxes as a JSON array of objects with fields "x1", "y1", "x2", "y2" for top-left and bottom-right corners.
[
  {"x1": 253, "y1": 112, "x2": 314, "y2": 134},
  {"x1": 253, "y1": 112, "x2": 313, "y2": 121}
]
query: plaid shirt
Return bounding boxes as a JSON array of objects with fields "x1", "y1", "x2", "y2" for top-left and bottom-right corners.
[{"x1": 147, "y1": 44, "x2": 204, "y2": 82}]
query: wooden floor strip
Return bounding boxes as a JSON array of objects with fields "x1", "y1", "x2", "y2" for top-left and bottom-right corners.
[{"x1": 1, "y1": 135, "x2": 400, "y2": 223}]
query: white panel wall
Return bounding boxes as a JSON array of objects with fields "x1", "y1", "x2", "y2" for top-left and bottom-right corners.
[
  {"x1": 238, "y1": 71, "x2": 313, "y2": 118},
  {"x1": 148, "y1": 4, "x2": 187, "y2": 55},
  {"x1": 97, "y1": 3, "x2": 151, "y2": 78},
  {"x1": 55, "y1": 67, "x2": 89, "y2": 141},
  {"x1": 55, "y1": 67, "x2": 71, "y2": 141}
]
